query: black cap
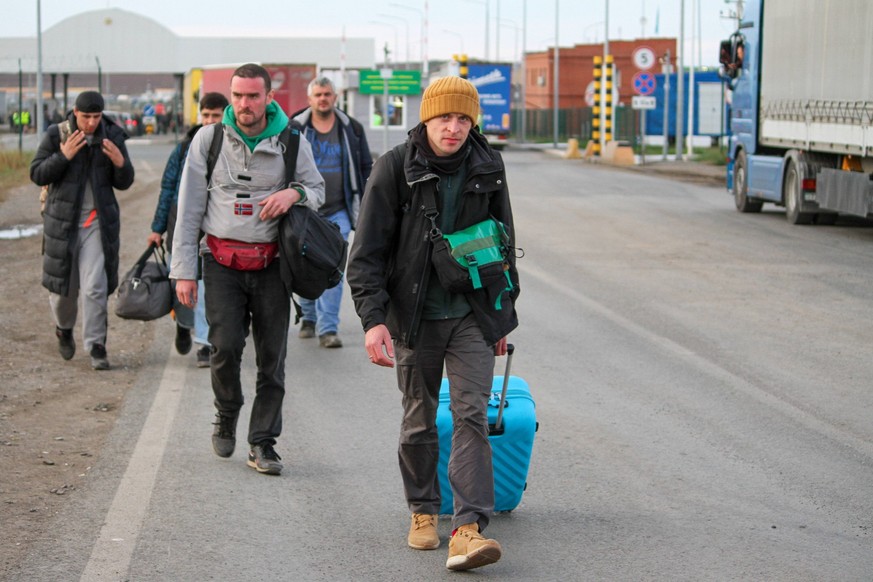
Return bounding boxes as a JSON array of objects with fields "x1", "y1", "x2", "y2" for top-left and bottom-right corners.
[{"x1": 75, "y1": 91, "x2": 105, "y2": 113}]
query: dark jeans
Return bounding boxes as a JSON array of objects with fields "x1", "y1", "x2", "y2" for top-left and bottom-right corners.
[
  {"x1": 394, "y1": 313, "x2": 495, "y2": 531},
  {"x1": 203, "y1": 255, "x2": 290, "y2": 446}
]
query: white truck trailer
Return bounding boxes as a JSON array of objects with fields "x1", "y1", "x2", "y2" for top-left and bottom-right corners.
[{"x1": 720, "y1": 0, "x2": 873, "y2": 224}]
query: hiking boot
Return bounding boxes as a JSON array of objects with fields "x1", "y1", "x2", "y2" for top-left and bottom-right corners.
[
  {"x1": 211, "y1": 413, "x2": 238, "y2": 458},
  {"x1": 298, "y1": 320, "x2": 316, "y2": 339},
  {"x1": 319, "y1": 333, "x2": 343, "y2": 348},
  {"x1": 408, "y1": 513, "x2": 440, "y2": 550},
  {"x1": 196, "y1": 345, "x2": 211, "y2": 368},
  {"x1": 90, "y1": 344, "x2": 110, "y2": 371},
  {"x1": 175, "y1": 324, "x2": 192, "y2": 355},
  {"x1": 446, "y1": 523, "x2": 502, "y2": 571},
  {"x1": 247, "y1": 443, "x2": 283, "y2": 475},
  {"x1": 56, "y1": 327, "x2": 75, "y2": 360}
]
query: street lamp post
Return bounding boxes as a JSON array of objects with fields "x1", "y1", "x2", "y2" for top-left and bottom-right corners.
[
  {"x1": 553, "y1": 0, "x2": 559, "y2": 148},
  {"x1": 465, "y1": 0, "x2": 489, "y2": 60},
  {"x1": 377, "y1": 13, "x2": 410, "y2": 65},
  {"x1": 390, "y1": 2, "x2": 428, "y2": 78},
  {"x1": 676, "y1": 0, "x2": 685, "y2": 160},
  {"x1": 442, "y1": 29, "x2": 465, "y2": 56},
  {"x1": 521, "y1": 0, "x2": 526, "y2": 143},
  {"x1": 369, "y1": 21, "x2": 399, "y2": 66},
  {"x1": 495, "y1": 0, "x2": 501, "y2": 61},
  {"x1": 36, "y1": 0, "x2": 44, "y2": 138},
  {"x1": 498, "y1": 18, "x2": 520, "y2": 64}
]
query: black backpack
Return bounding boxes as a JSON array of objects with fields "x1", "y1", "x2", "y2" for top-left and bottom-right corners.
[{"x1": 205, "y1": 124, "x2": 348, "y2": 319}]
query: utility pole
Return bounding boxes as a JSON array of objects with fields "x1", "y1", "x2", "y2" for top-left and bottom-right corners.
[
  {"x1": 36, "y1": 0, "x2": 44, "y2": 138},
  {"x1": 661, "y1": 49, "x2": 671, "y2": 160},
  {"x1": 552, "y1": 0, "x2": 559, "y2": 148},
  {"x1": 520, "y1": 0, "x2": 527, "y2": 143},
  {"x1": 675, "y1": 0, "x2": 685, "y2": 161},
  {"x1": 381, "y1": 44, "x2": 392, "y2": 155}
]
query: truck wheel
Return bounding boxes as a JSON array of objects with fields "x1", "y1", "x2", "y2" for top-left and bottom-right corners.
[
  {"x1": 733, "y1": 151, "x2": 762, "y2": 213},
  {"x1": 784, "y1": 161, "x2": 814, "y2": 225}
]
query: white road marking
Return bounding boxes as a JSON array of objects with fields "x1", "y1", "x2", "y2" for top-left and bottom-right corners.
[{"x1": 80, "y1": 342, "x2": 186, "y2": 581}]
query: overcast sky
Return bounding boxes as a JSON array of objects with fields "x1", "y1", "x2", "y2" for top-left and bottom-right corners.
[{"x1": 5, "y1": 0, "x2": 739, "y2": 67}]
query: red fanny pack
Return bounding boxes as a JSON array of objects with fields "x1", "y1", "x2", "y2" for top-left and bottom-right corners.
[{"x1": 206, "y1": 235, "x2": 279, "y2": 271}]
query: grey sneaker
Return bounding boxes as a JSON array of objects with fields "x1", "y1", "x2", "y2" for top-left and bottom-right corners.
[
  {"x1": 90, "y1": 343, "x2": 110, "y2": 370},
  {"x1": 319, "y1": 333, "x2": 343, "y2": 348},
  {"x1": 298, "y1": 320, "x2": 316, "y2": 339},
  {"x1": 211, "y1": 413, "x2": 238, "y2": 458},
  {"x1": 196, "y1": 345, "x2": 210, "y2": 368},
  {"x1": 247, "y1": 443, "x2": 283, "y2": 475},
  {"x1": 56, "y1": 327, "x2": 75, "y2": 360}
]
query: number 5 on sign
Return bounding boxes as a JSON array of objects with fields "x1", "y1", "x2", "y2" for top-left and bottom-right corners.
[{"x1": 633, "y1": 47, "x2": 656, "y2": 71}]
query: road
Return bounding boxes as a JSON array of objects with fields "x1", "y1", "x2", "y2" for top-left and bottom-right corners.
[{"x1": 11, "y1": 145, "x2": 873, "y2": 581}]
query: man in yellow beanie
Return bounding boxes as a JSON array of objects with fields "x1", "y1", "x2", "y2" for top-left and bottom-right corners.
[{"x1": 348, "y1": 76, "x2": 520, "y2": 571}]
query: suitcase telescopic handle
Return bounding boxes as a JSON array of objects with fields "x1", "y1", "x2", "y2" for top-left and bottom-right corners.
[{"x1": 494, "y1": 343, "x2": 514, "y2": 432}]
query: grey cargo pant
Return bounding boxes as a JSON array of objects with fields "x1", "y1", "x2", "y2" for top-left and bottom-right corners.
[
  {"x1": 49, "y1": 222, "x2": 108, "y2": 352},
  {"x1": 394, "y1": 313, "x2": 496, "y2": 532}
]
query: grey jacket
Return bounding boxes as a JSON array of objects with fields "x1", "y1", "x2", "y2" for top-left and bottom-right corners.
[{"x1": 170, "y1": 122, "x2": 325, "y2": 280}]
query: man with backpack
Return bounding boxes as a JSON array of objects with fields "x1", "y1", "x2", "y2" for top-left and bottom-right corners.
[
  {"x1": 171, "y1": 64, "x2": 324, "y2": 476},
  {"x1": 291, "y1": 76, "x2": 372, "y2": 348},
  {"x1": 147, "y1": 92, "x2": 228, "y2": 367},
  {"x1": 31, "y1": 90, "x2": 135, "y2": 371},
  {"x1": 347, "y1": 76, "x2": 519, "y2": 571}
]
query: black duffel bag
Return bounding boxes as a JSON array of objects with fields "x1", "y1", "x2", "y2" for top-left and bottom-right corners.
[{"x1": 115, "y1": 242, "x2": 172, "y2": 321}]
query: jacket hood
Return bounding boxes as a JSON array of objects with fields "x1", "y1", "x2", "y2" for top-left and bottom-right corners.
[
  {"x1": 223, "y1": 101, "x2": 289, "y2": 151},
  {"x1": 404, "y1": 123, "x2": 498, "y2": 184},
  {"x1": 291, "y1": 106, "x2": 352, "y2": 128}
]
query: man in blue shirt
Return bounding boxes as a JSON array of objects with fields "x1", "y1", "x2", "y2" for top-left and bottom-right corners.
[{"x1": 292, "y1": 77, "x2": 372, "y2": 348}]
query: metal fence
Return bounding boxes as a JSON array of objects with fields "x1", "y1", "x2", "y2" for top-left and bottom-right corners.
[{"x1": 511, "y1": 107, "x2": 638, "y2": 145}]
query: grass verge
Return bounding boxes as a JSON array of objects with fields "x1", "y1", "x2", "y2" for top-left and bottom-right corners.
[{"x1": 0, "y1": 148, "x2": 33, "y2": 203}]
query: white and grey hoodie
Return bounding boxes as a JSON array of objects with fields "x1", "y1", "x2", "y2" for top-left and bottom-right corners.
[{"x1": 170, "y1": 123, "x2": 325, "y2": 281}]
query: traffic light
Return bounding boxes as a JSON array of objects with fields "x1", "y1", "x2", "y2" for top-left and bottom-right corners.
[{"x1": 459, "y1": 53, "x2": 468, "y2": 79}]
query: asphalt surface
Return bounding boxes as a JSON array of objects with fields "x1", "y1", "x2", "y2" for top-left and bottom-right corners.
[{"x1": 10, "y1": 139, "x2": 871, "y2": 581}]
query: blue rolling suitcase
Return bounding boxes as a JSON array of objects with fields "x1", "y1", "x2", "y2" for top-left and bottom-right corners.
[{"x1": 436, "y1": 344, "x2": 537, "y2": 514}]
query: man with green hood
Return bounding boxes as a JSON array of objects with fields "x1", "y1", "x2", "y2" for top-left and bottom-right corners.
[{"x1": 171, "y1": 63, "x2": 325, "y2": 476}]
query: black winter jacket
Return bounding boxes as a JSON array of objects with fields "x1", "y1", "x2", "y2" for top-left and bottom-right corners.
[
  {"x1": 347, "y1": 127, "x2": 519, "y2": 348},
  {"x1": 31, "y1": 112, "x2": 135, "y2": 295}
]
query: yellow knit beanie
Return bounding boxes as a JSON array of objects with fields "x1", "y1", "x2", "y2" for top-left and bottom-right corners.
[{"x1": 420, "y1": 76, "x2": 480, "y2": 123}]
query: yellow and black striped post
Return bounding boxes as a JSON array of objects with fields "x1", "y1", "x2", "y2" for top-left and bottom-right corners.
[
  {"x1": 592, "y1": 56, "x2": 602, "y2": 156},
  {"x1": 604, "y1": 54, "x2": 614, "y2": 146},
  {"x1": 459, "y1": 54, "x2": 468, "y2": 79}
]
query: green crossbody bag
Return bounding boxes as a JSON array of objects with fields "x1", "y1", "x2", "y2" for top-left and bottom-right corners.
[{"x1": 423, "y1": 186, "x2": 515, "y2": 308}]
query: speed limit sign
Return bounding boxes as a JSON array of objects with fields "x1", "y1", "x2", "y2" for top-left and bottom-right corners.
[{"x1": 632, "y1": 46, "x2": 656, "y2": 70}]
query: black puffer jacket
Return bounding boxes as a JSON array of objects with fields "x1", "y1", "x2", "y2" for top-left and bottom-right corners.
[
  {"x1": 31, "y1": 112, "x2": 135, "y2": 295},
  {"x1": 347, "y1": 127, "x2": 519, "y2": 348}
]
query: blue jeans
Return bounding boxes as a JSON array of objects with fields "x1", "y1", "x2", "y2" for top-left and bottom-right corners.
[
  {"x1": 298, "y1": 209, "x2": 351, "y2": 336},
  {"x1": 193, "y1": 279, "x2": 209, "y2": 346},
  {"x1": 203, "y1": 255, "x2": 290, "y2": 446}
]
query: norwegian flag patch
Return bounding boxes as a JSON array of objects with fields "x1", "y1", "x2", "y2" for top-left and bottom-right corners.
[{"x1": 234, "y1": 202, "x2": 254, "y2": 216}]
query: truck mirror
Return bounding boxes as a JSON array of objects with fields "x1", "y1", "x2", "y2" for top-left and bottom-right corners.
[
  {"x1": 719, "y1": 35, "x2": 744, "y2": 80},
  {"x1": 719, "y1": 40, "x2": 733, "y2": 68}
]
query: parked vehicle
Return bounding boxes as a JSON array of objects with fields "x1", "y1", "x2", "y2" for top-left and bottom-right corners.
[
  {"x1": 102, "y1": 110, "x2": 139, "y2": 137},
  {"x1": 468, "y1": 64, "x2": 513, "y2": 150},
  {"x1": 720, "y1": 0, "x2": 873, "y2": 224}
]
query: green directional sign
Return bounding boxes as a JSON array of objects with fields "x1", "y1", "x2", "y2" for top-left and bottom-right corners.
[{"x1": 359, "y1": 70, "x2": 422, "y2": 95}]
